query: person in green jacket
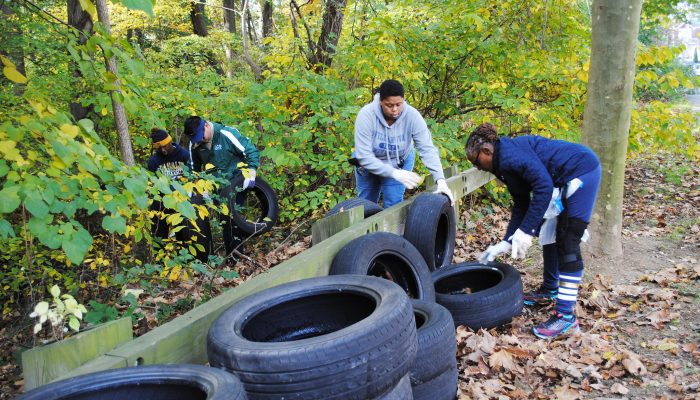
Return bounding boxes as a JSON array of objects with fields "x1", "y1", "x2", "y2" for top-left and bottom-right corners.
[{"x1": 184, "y1": 116, "x2": 261, "y2": 261}]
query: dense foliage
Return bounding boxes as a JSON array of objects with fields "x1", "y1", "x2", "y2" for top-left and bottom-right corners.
[{"x1": 0, "y1": 0, "x2": 697, "y2": 331}]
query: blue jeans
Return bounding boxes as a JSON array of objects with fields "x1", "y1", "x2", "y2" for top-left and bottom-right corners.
[{"x1": 354, "y1": 149, "x2": 415, "y2": 208}]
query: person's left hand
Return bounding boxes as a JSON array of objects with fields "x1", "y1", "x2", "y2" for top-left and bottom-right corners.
[
  {"x1": 434, "y1": 179, "x2": 455, "y2": 205},
  {"x1": 509, "y1": 229, "x2": 533, "y2": 259},
  {"x1": 243, "y1": 169, "x2": 256, "y2": 190}
]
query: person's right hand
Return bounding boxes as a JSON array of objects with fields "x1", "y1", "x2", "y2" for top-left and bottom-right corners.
[
  {"x1": 477, "y1": 240, "x2": 512, "y2": 264},
  {"x1": 391, "y1": 169, "x2": 422, "y2": 189}
]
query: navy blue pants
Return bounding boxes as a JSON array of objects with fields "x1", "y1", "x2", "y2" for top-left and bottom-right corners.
[{"x1": 541, "y1": 165, "x2": 602, "y2": 289}]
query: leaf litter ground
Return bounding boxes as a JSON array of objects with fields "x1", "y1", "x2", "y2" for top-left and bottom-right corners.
[{"x1": 1, "y1": 151, "x2": 698, "y2": 399}]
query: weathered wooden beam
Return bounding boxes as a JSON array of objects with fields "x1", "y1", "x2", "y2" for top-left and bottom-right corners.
[
  {"x1": 22, "y1": 317, "x2": 132, "y2": 390},
  {"x1": 311, "y1": 205, "x2": 365, "y2": 245},
  {"x1": 44, "y1": 167, "x2": 493, "y2": 384}
]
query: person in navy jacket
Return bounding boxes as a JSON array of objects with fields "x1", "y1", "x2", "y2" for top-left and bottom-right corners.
[{"x1": 465, "y1": 123, "x2": 601, "y2": 339}]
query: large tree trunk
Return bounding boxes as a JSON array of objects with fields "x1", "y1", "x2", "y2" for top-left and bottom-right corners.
[
  {"x1": 223, "y1": 0, "x2": 237, "y2": 33},
  {"x1": 580, "y1": 0, "x2": 642, "y2": 257},
  {"x1": 313, "y1": 0, "x2": 347, "y2": 72},
  {"x1": 95, "y1": 0, "x2": 135, "y2": 166},
  {"x1": 190, "y1": 1, "x2": 208, "y2": 37},
  {"x1": 67, "y1": 0, "x2": 94, "y2": 121},
  {"x1": 262, "y1": 1, "x2": 273, "y2": 39}
]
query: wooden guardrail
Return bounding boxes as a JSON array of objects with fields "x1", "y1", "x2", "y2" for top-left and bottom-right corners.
[{"x1": 21, "y1": 166, "x2": 493, "y2": 390}]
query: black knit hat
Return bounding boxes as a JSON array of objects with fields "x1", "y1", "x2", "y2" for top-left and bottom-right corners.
[
  {"x1": 151, "y1": 128, "x2": 168, "y2": 142},
  {"x1": 150, "y1": 128, "x2": 172, "y2": 148}
]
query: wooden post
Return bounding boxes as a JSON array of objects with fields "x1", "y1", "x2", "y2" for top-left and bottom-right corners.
[
  {"x1": 22, "y1": 317, "x2": 132, "y2": 390},
  {"x1": 312, "y1": 206, "x2": 365, "y2": 245}
]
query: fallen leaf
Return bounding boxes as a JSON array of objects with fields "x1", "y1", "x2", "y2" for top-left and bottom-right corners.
[
  {"x1": 610, "y1": 382, "x2": 629, "y2": 394},
  {"x1": 489, "y1": 349, "x2": 516, "y2": 371},
  {"x1": 622, "y1": 351, "x2": 647, "y2": 376}
]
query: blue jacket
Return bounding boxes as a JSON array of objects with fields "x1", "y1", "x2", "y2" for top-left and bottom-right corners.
[
  {"x1": 147, "y1": 143, "x2": 189, "y2": 174},
  {"x1": 492, "y1": 136, "x2": 600, "y2": 240}
]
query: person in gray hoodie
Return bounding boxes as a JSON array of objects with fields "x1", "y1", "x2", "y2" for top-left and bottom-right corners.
[{"x1": 353, "y1": 79, "x2": 454, "y2": 207}]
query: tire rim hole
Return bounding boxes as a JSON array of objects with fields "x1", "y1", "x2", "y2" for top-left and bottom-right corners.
[
  {"x1": 435, "y1": 269, "x2": 504, "y2": 295},
  {"x1": 368, "y1": 255, "x2": 419, "y2": 298},
  {"x1": 241, "y1": 292, "x2": 376, "y2": 342}
]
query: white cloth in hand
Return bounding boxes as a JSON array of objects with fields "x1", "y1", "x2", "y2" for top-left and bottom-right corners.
[
  {"x1": 509, "y1": 229, "x2": 533, "y2": 259},
  {"x1": 434, "y1": 179, "x2": 455, "y2": 205},
  {"x1": 243, "y1": 169, "x2": 257, "y2": 190},
  {"x1": 391, "y1": 169, "x2": 422, "y2": 189},
  {"x1": 477, "y1": 240, "x2": 512, "y2": 264}
]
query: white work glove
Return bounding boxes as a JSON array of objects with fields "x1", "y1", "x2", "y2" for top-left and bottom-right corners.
[
  {"x1": 434, "y1": 179, "x2": 455, "y2": 205},
  {"x1": 391, "y1": 169, "x2": 422, "y2": 189},
  {"x1": 477, "y1": 240, "x2": 512, "y2": 264},
  {"x1": 243, "y1": 169, "x2": 256, "y2": 190},
  {"x1": 509, "y1": 229, "x2": 533, "y2": 259}
]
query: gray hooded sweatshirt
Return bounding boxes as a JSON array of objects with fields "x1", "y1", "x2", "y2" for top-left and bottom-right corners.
[{"x1": 354, "y1": 93, "x2": 445, "y2": 181}]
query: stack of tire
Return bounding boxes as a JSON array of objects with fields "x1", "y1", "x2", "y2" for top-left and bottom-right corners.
[
  {"x1": 327, "y1": 193, "x2": 459, "y2": 399},
  {"x1": 324, "y1": 193, "x2": 524, "y2": 397}
]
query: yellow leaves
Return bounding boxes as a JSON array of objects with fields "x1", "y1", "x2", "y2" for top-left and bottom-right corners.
[
  {"x1": 0, "y1": 140, "x2": 21, "y2": 163},
  {"x1": 60, "y1": 124, "x2": 80, "y2": 139},
  {"x1": 1, "y1": 55, "x2": 27, "y2": 84},
  {"x1": 78, "y1": 0, "x2": 97, "y2": 21},
  {"x1": 165, "y1": 212, "x2": 183, "y2": 227}
]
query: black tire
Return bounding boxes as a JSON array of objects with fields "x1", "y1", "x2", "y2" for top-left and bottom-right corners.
[
  {"x1": 330, "y1": 232, "x2": 435, "y2": 302},
  {"x1": 17, "y1": 364, "x2": 247, "y2": 400},
  {"x1": 376, "y1": 375, "x2": 412, "y2": 400},
  {"x1": 207, "y1": 275, "x2": 417, "y2": 400},
  {"x1": 221, "y1": 175, "x2": 279, "y2": 236},
  {"x1": 410, "y1": 300, "x2": 457, "y2": 386},
  {"x1": 177, "y1": 193, "x2": 213, "y2": 263},
  {"x1": 403, "y1": 193, "x2": 456, "y2": 271},
  {"x1": 411, "y1": 367, "x2": 458, "y2": 400},
  {"x1": 325, "y1": 197, "x2": 383, "y2": 218},
  {"x1": 432, "y1": 262, "x2": 523, "y2": 330}
]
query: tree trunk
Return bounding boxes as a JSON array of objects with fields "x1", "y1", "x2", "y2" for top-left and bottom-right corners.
[
  {"x1": 223, "y1": 0, "x2": 236, "y2": 33},
  {"x1": 190, "y1": 1, "x2": 208, "y2": 37},
  {"x1": 580, "y1": 0, "x2": 642, "y2": 257},
  {"x1": 67, "y1": 0, "x2": 94, "y2": 121},
  {"x1": 313, "y1": 0, "x2": 347, "y2": 72},
  {"x1": 262, "y1": 1, "x2": 273, "y2": 39},
  {"x1": 95, "y1": 0, "x2": 135, "y2": 166},
  {"x1": 241, "y1": 0, "x2": 261, "y2": 80}
]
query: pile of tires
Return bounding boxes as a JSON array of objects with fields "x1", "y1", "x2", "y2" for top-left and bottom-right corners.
[
  {"x1": 207, "y1": 275, "x2": 417, "y2": 399},
  {"x1": 18, "y1": 364, "x2": 247, "y2": 400}
]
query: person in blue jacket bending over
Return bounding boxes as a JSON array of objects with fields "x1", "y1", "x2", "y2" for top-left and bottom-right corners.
[
  {"x1": 466, "y1": 122, "x2": 601, "y2": 339},
  {"x1": 353, "y1": 79, "x2": 454, "y2": 207}
]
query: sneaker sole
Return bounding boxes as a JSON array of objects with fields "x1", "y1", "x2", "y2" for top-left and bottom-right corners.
[
  {"x1": 522, "y1": 297, "x2": 556, "y2": 306},
  {"x1": 531, "y1": 324, "x2": 580, "y2": 340}
]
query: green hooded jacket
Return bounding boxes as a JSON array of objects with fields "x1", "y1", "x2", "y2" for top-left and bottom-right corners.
[{"x1": 190, "y1": 122, "x2": 260, "y2": 181}]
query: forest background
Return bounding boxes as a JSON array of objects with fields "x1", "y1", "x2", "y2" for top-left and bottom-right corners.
[{"x1": 0, "y1": 0, "x2": 699, "y2": 384}]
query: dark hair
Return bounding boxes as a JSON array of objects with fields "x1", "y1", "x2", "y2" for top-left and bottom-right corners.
[
  {"x1": 183, "y1": 116, "x2": 203, "y2": 136},
  {"x1": 378, "y1": 79, "x2": 404, "y2": 100},
  {"x1": 465, "y1": 122, "x2": 499, "y2": 154}
]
